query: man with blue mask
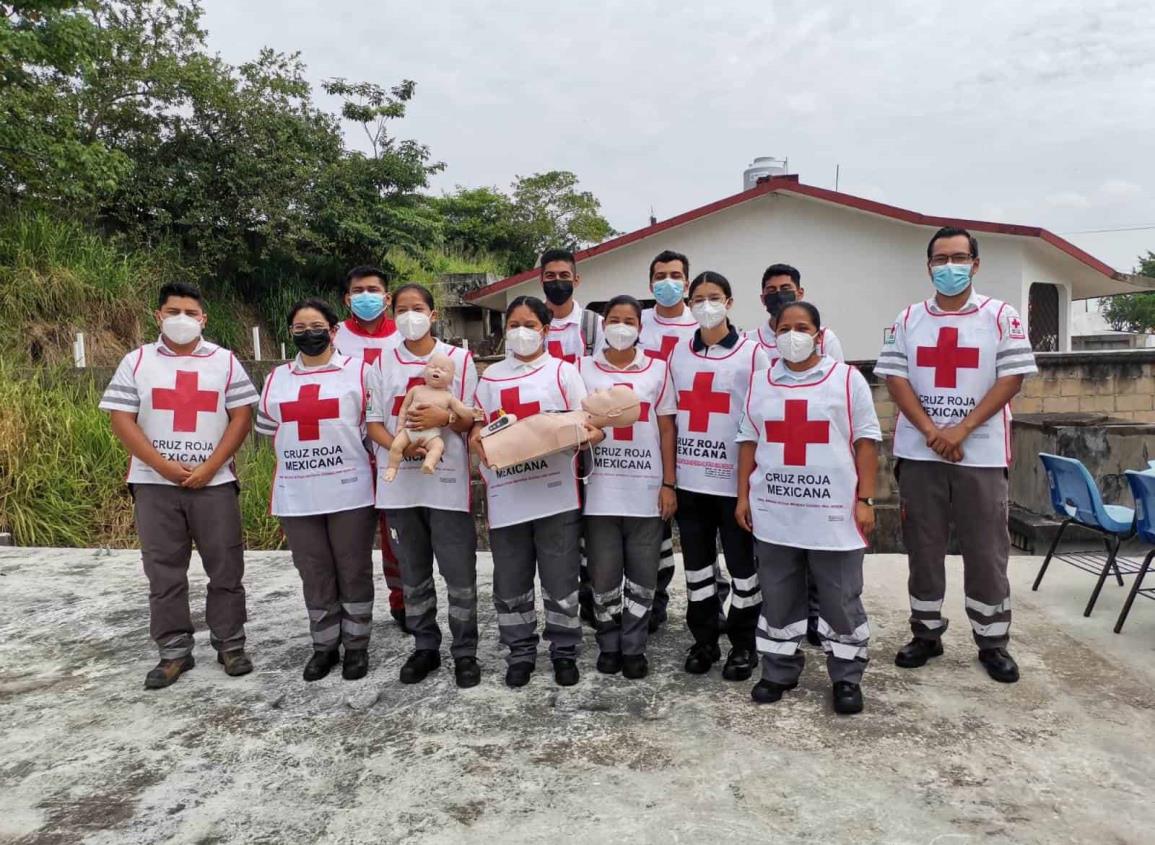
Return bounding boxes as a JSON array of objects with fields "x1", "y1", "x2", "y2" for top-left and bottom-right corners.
[
  {"x1": 876, "y1": 226, "x2": 1036, "y2": 685},
  {"x1": 332, "y1": 265, "x2": 406, "y2": 630}
]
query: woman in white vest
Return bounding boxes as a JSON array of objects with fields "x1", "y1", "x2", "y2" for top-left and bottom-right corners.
[
  {"x1": 470, "y1": 295, "x2": 600, "y2": 689},
  {"x1": 736, "y1": 301, "x2": 880, "y2": 715},
  {"x1": 578, "y1": 294, "x2": 677, "y2": 680},
  {"x1": 365, "y1": 283, "x2": 481, "y2": 689},
  {"x1": 256, "y1": 299, "x2": 377, "y2": 683},
  {"x1": 668, "y1": 271, "x2": 770, "y2": 681}
]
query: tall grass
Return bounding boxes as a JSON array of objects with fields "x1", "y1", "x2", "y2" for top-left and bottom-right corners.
[{"x1": 0, "y1": 362, "x2": 284, "y2": 549}]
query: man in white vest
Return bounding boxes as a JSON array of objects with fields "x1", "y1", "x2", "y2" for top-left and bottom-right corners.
[
  {"x1": 101, "y1": 282, "x2": 259, "y2": 689},
  {"x1": 876, "y1": 226, "x2": 1037, "y2": 683}
]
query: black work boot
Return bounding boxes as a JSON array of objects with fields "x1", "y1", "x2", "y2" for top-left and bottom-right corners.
[
  {"x1": 832, "y1": 681, "x2": 864, "y2": 715},
  {"x1": 978, "y1": 648, "x2": 1020, "y2": 683},
  {"x1": 750, "y1": 678, "x2": 798, "y2": 704},
  {"x1": 303, "y1": 650, "x2": 339, "y2": 682},
  {"x1": 622, "y1": 654, "x2": 649, "y2": 679},
  {"x1": 596, "y1": 651, "x2": 623, "y2": 675},
  {"x1": 144, "y1": 655, "x2": 195, "y2": 690},
  {"x1": 454, "y1": 656, "x2": 481, "y2": 688},
  {"x1": 217, "y1": 649, "x2": 253, "y2": 677},
  {"x1": 399, "y1": 649, "x2": 440, "y2": 684},
  {"x1": 505, "y1": 662, "x2": 534, "y2": 688},
  {"x1": 894, "y1": 637, "x2": 944, "y2": 668},
  {"x1": 722, "y1": 647, "x2": 756, "y2": 681},
  {"x1": 342, "y1": 648, "x2": 369, "y2": 681},
  {"x1": 553, "y1": 658, "x2": 580, "y2": 686},
  {"x1": 684, "y1": 642, "x2": 721, "y2": 674}
]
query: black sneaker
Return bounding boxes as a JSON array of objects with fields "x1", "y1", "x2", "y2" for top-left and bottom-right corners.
[
  {"x1": 894, "y1": 637, "x2": 944, "y2": 668},
  {"x1": 750, "y1": 678, "x2": 798, "y2": 704},
  {"x1": 553, "y1": 658, "x2": 580, "y2": 686},
  {"x1": 978, "y1": 648, "x2": 1020, "y2": 683},
  {"x1": 832, "y1": 681, "x2": 864, "y2": 714},
  {"x1": 144, "y1": 655, "x2": 195, "y2": 690},
  {"x1": 596, "y1": 651, "x2": 623, "y2": 675},
  {"x1": 722, "y1": 647, "x2": 756, "y2": 681},
  {"x1": 622, "y1": 654, "x2": 649, "y2": 679},
  {"x1": 399, "y1": 649, "x2": 440, "y2": 684},
  {"x1": 303, "y1": 650, "x2": 339, "y2": 682},
  {"x1": 505, "y1": 662, "x2": 534, "y2": 688},
  {"x1": 390, "y1": 607, "x2": 410, "y2": 634},
  {"x1": 341, "y1": 648, "x2": 369, "y2": 681},
  {"x1": 454, "y1": 656, "x2": 481, "y2": 688},
  {"x1": 684, "y1": 642, "x2": 721, "y2": 674}
]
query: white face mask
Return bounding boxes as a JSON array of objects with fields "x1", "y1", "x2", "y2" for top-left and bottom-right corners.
[
  {"x1": 396, "y1": 310, "x2": 431, "y2": 342},
  {"x1": 507, "y1": 326, "x2": 543, "y2": 357},
  {"x1": 604, "y1": 323, "x2": 639, "y2": 351},
  {"x1": 691, "y1": 300, "x2": 728, "y2": 330},
  {"x1": 161, "y1": 314, "x2": 203, "y2": 346},
  {"x1": 777, "y1": 329, "x2": 816, "y2": 363}
]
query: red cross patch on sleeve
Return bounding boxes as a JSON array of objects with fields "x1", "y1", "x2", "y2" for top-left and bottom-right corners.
[
  {"x1": 1006, "y1": 314, "x2": 1027, "y2": 340},
  {"x1": 883, "y1": 324, "x2": 897, "y2": 346}
]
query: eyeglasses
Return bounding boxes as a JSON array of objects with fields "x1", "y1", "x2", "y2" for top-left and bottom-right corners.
[
  {"x1": 928, "y1": 254, "x2": 975, "y2": 267},
  {"x1": 291, "y1": 323, "x2": 329, "y2": 334},
  {"x1": 689, "y1": 296, "x2": 727, "y2": 306}
]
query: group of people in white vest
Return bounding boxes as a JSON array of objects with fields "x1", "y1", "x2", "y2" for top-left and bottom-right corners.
[{"x1": 101, "y1": 225, "x2": 1036, "y2": 715}]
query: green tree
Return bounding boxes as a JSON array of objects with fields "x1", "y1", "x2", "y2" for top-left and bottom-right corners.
[
  {"x1": 1100, "y1": 252, "x2": 1155, "y2": 332},
  {"x1": 511, "y1": 170, "x2": 616, "y2": 264}
]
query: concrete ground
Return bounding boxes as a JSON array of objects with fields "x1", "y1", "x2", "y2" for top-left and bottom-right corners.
[{"x1": 2, "y1": 548, "x2": 1155, "y2": 845}]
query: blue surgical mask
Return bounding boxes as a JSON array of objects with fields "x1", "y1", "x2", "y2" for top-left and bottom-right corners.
[
  {"x1": 652, "y1": 279, "x2": 685, "y2": 308},
  {"x1": 931, "y1": 264, "x2": 973, "y2": 296},
  {"x1": 349, "y1": 292, "x2": 386, "y2": 321}
]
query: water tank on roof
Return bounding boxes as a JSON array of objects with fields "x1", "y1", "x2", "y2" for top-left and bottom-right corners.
[{"x1": 743, "y1": 156, "x2": 787, "y2": 190}]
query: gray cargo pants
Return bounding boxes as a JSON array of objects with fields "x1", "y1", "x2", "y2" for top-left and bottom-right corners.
[
  {"x1": 489, "y1": 509, "x2": 583, "y2": 665},
  {"x1": 898, "y1": 458, "x2": 1012, "y2": 650},
  {"x1": 385, "y1": 507, "x2": 479, "y2": 658},
  {"x1": 280, "y1": 506, "x2": 377, "y2": 652},
  {"x1": 133, "y1": 482, "x2": 246, "y2": 659},
  {"x1": 754, "y1": 540, "x2": 869, "y2": 685},
  {"x1": 585, "y1": 515, "x2": 663, "y2": 655}
]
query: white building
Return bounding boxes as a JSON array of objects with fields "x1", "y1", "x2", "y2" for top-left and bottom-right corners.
[{"x1": 466, "y1": 174, "x2": 1154, "y2": 359}]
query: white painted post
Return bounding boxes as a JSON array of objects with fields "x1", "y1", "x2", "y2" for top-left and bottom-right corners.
[
  {"x1": 252, "y1": 326, "x2": 262, "y2": 361},
  {"x1": 280, "y1": 342, "x2": 286, "y2": 360},
  {"x1": 73, "y1": 332, "x2": 87, "y2": 368}
]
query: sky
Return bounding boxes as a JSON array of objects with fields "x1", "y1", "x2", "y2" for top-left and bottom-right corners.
[{"x1": 200, "y1": 0, "x2": 1155, "y2": 273}]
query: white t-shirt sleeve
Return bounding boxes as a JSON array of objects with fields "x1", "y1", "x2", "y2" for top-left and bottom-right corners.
[
  {"x1": 224, "y1": 356, "x2": 260, "y2": 409},
  {"x1": 874, "y1": 309, "x2": 910, "y2": 379},
  {"x1": 99, "y1": 351, "x2": 141, "y2": 413},
  {"x1": 735, "y1": 404, "x2": 759, "y2": 443},
  {"x1": 822, "y1": 327, "x2": 846, "y2": 362},
  {"x1": 655, "y1": 363, "x2": 677, "y2": 416},
  {"x1": 254, "y1": 372, "x2": 278, "y2": 436},
  {"x1": 849, "y1": 368, "x2": 882, "y2": 442},
  {"x1": 995, "y1": 304, "x2": 1038, "y2": 377}
]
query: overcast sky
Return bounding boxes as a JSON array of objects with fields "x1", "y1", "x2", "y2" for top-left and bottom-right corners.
[{"x1": 201, "y1": 0, "x2": 1155, "y2": 272}]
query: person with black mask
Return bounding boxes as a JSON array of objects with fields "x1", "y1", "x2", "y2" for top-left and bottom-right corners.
[
  {"x1": 255, "y1": 299, "x2": 378, "y2": 682},
  {"x1": 538, "y1": 248, "x2": 603, "y2": 364},
  {"x1": 752, "y1": 264, "x2": 845, "y2": 365}
]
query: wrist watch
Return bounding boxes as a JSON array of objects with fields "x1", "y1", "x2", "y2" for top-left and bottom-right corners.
[{"x1": 857, "y1": 497, "x2": 875, "y2": 506}]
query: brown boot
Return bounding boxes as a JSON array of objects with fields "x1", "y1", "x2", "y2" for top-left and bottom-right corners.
[
  {"x1": 144, "y1": 655, "x2": 195, "y2": 690},
  {"x1": 217, "y1": 649, "x2": 253, "y2": 677}
]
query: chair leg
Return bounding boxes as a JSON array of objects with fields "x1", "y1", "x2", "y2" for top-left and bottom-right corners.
[
  {"x1": 1032, "y1": 519, "x2": 1070, "y2": 592},
  {"x1": 1114, "y1": 550, "x2": 1154, "y2": 634},
  {"x1": 1084, "y1": 535, "x2": 1122, "y2": 617}
]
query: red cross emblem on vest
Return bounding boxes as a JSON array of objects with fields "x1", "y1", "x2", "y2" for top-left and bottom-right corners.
[
  {"x1": 677, "y1": 372, "x2": 730, "y2": 433},
  {"x1": 916, "y1": 326, "x2": 980, "y2": 389},
  {"x1": 392, "y1": 376, "x2": 427, "y2": 418},
  {"x1": 547, "y1": 339, "x2": 576, "y2": 364},
  {"x1": 764, "y1": 399, "x2": 830, "y2": 466},
  {"x1": 490, "y1": 386, "x2": 541, "y2": 423},
  {"x1": 611, "y1": 382, "x2": 651, "y2": 441},
  {"x1": 644, "y1": 335, "x2": 680, "y2": 362},
  {"x1": 281, "y1": 383, "x2": 341, "y2": 441},
  {"x1": 151, "y1": 370, "x2": 220, "y2": 433}
]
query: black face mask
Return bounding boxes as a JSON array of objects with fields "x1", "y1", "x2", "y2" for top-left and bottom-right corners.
[
  {"x1": 763, "y1": 289, "x2": 797, "y2": 317},
  {"x1": 292, "y1": 328, "x2": 331, "y2": 357},
  {"x1": 542, "y1": 280, "x2": 574, "y2": 306}
]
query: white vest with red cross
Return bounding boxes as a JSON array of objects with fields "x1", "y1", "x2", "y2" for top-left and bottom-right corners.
[
  {"x1": 475, "y1": 356, "x2": 581, "y2": 529},
  {"x1": 261, "y1": 355, "x2": 374, "y2": 516},
  {"x1": 669, "y1": 336, "x2": 762, "y2": 497},
  {"x1": 130, "y1": 343, "x2": 237, "y2": 486},
  {"x1": 578, "y1": 356, "x2": 670, "y2": 518},
  {"x1": 640, "y1": 308, "x2": 699, "y2": 363},
  {"x1": 371, "y1": 341, "x2": 473, "y2": 513},
  {"x1": 333, "y1": 317, "x2": 397, "y2": 366},
  {"x1": 750, "y1": 324, "x2": 834, "y2": 367},
  {"x1": 745, "y1": 362, "x2": 865, "y2": 551},
  {"x1": 894, "y1": 297, "x2": 1010, "y2": 467}
]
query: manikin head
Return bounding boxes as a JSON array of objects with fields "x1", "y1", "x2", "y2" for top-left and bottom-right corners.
[{"x1": 423, "y1": 353, "x2": 456, "y2": 390}]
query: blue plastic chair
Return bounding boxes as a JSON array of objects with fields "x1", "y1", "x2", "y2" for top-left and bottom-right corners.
[
  {"x1": 1033, "y1": 453, "x2": 1136, "y2": 616},
  {"x1": 1115, "y1": 471, "x2": 1155, "y2": 633}
]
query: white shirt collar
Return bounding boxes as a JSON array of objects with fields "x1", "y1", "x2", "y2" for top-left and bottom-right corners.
[
  {"x1": 595, "y1": 346, "x2": 647, "y2": 371},
  {"x1": 926, "y1": 289, "x2": 984, "y2": 315},
  {"x1": 155, "y1": 336, "x2": 213, "y2": 356},
  {"x1": 772, "y1": 355, "x2": 834, "y2": 383},
  {"x1": 289, "y1": 352, "x2": 350, "y2": 374},
  {"x1": 506, "y1": 348, "x2": 551, "y2": 373}
]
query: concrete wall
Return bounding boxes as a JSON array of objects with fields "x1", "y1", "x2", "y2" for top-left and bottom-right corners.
[{"x1": 1011, "y1": 350, "x2": 1155, "y2": 423}]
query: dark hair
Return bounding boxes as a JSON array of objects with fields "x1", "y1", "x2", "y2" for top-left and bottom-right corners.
[
  {"x1": 777, "y1": 300, "x2": 821, "y2": 331},
  {"x1": 926, "y1": 226, "x2": 979, "y2": 260},
  {"x1": 761, "y1": 263, "x2": 801, "y2": 286},
  {"x1": 539, "y1": 248, "x2": 576, "y2": 274},
  {"x1": 287, "y1": 298, "x2": 340, "y2": 328},
  {"x1": 505, "y1": 295, "x2": 552, "y2": 327},
  {"x1": 157, "y1": 281, "x2": 204, "y2": 309},
  {"x1": 345, "y1": 265, "x2": 388, "y2": 292},
  {"x1": 649, "y1": 250, "x2": 689, "y2": 280},
  {"x1": 688, "y1": 270, "x2": 732, "y2": 300},
  {"x1": 391, "y1": 283, "x2": 435, "y2": 310},
  {"x1": 604, "y1": 294, "x2": 643, "y2": 322}
]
